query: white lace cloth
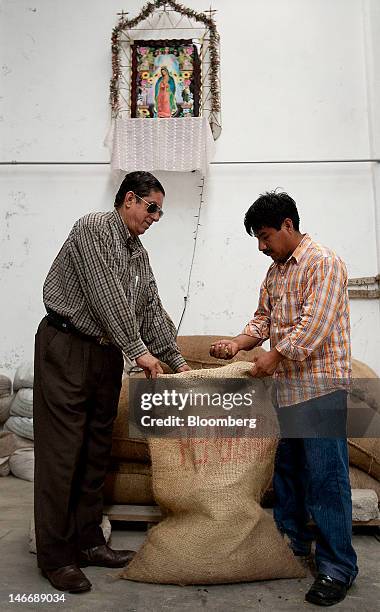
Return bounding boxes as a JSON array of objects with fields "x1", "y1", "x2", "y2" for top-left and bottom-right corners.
[{"x1": 105, "y1": 117, "x2": 215, "y2": 175}]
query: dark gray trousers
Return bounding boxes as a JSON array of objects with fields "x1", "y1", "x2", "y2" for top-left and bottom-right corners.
[{"x1": 33, "y1": 317, "x2": 124, "y2": 570}]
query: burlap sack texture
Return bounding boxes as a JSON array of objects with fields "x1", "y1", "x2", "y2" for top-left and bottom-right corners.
[
  {"x1": 111, "y1": 338, "x2": 380, "y2": 508},
  {"x1": 111, "y1": 337, "x2": 264, "y2": 462},
  {"x1": 348, "y1": 359, "x2": 380, "y2": 482},
  {"x1": 122, "y1": 362, "x2": 305, "y2": 585},
  {"x1": 104, "y1": 461, "x2": 154, "y2": 504},
  {"x1": 111, "y1": 371, "x2": 150, "y2": 463},
  {"x1": 349, "y1": 466, "x2": 380, "y2": 503}
]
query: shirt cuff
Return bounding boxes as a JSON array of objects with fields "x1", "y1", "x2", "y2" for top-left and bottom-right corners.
[
  {"x1": 165, "y1": 353, "x2": 187, "y2": 372},
  {"x1": 242, "y1": 323, "x2": 266, "y2": 346},
  {"x1": 125, "y1": 338, "x2": 148, "y2": 361},
  {"x1": 275, "y1": 337, "x2": 309, "y2": 361}
]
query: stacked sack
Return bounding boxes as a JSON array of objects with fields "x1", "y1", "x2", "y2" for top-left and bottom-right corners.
[
  {"x1": 3, "y1": 362, "x2": 34, "y2": 481},
  {"x1": 0, "y1": 374, "x2": 13, "y2": 425},
  {"x1": 108, "y1": 338, "x2": 380, "y2": 512},
  {"x1": 0, "y1": 373, "x2": 15, "y2": 476},
  {"x1": 347, "y1": 359, "x2": 380, "y2": 505},
  {"x1": 261, "y1": 357, "x2": 380, "y2": 508},
  {"x1": 105, "y1": 370, "x2": 154, "y2": 504},
  {"x1": 106, "y1": 336, "x2": 265, "y2": 506}
]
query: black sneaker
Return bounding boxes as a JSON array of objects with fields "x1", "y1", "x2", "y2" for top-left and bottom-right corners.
[{"x1": 305, "y1": 574, "x2": 349, "y2": 606}]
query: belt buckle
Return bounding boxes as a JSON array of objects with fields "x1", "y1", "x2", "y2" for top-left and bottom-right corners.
[{"x1": 98, "y1": 337, "x2": 110, "y2": 346}]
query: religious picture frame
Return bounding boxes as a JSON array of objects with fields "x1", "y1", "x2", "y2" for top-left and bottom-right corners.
[{"x1": 130, "y1": 39, "x2": 201, "y2": 119}]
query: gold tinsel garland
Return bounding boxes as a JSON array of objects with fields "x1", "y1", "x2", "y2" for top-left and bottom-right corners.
[{"x1": 110, "y1": 0, "x2": 221, "y2": 122}]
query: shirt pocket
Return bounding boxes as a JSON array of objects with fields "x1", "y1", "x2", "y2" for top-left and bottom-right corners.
[{"x1": 280, "y1": 290, "x2": 304, "y2": 328}]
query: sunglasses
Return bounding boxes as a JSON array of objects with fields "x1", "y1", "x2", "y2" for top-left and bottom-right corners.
[{"x1": 132, "y1": 192, "x2": 164, "y2": 218}]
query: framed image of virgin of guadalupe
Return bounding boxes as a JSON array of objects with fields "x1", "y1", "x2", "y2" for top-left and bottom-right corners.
[{"x1": 130, "y1": 39, "x2": 201, "y2": 119}]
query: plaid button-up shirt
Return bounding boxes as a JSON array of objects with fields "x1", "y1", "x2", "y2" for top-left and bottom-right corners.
[
  {"x1": 43, "y1": 209, "x2": 186, "y2": 371},
  {"x1": 244, "y1": 234, "x2": 351, "y2": 406}
]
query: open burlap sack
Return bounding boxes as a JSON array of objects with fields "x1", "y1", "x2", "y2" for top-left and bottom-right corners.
[
  {"x1": 112, "y1": 336, "x2": 264, "y2": 460},
  {"x1": 122, "y1": 362, "x2": 304, "y2": 585},
  {"x1": 104, "y1": 461, "x2": 154, "y2": 504},
  {"x1": 111, "y1": 372, "x2": 150, "y2": 463},
  {"x1": 348, "y1": 358, "x2": 380, "y2": 481},
  {"x1": 176, "y1": 336, "x2": 265, "y2": 370}
]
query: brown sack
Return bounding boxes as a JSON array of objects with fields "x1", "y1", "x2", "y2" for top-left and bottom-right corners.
[
  {"x1": 351, "y1": 358, "x2": 378, "y2": 379},
  {"x1": 112, "y1": 336, "x2": 264, "y2": 460},
  {"x1": 111, "y1": 372, "x2": 150, "y2": 463},
  {"x1": 122, "y1": 362, "x2": 304, "y2": 585},
  {"x1": 348, "y1": 439, "x2": 380, "y2": 481},
  {"x1": 348, "y1": 358, "x2": 380, "y2": 482},
  {"x1": 104, "y1": 462, "x2": 154, "y2": 505},
  {"x1": 349, "y1": 466, "x2": 380, "y2": 503},
  {"x1": 262, "y1": 465, "x2": 380, "y2": 509},
  {"x1": 0, "y1": 431, "x2": 33, "y2": 457}
]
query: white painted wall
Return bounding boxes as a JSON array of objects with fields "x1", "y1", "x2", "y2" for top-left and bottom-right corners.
[{"x1": 1, "y1": 0, "x2": 379, "y2": 377}]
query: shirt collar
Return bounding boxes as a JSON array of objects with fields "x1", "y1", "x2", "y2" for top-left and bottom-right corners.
[
  {"x1": 113, "y1": 209, "x2": 135, "y2": 247},
  {"x1": 288, "y1": 233, "x2": 312, "y2": 264},
  {"x1": 281, "y1": 234, "x2": 311, "y2": 265}
]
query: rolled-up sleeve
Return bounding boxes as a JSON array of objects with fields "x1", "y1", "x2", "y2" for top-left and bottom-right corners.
[
  {"x1": 275, "y1": 256, "x2": 346, "y2": 361},
  {"x1": 243, "y1": 280, "x2": 271, "y2": 345}
]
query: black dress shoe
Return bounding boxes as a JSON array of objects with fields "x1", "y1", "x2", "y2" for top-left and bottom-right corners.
[
  {"x1": 79, "y1": 544, "x2": 135, "y2": 568},
  {"x1": 305, "y1": 574, "x2": 349, "y2": 606},
  {"x1": 42, "y1": 565, "x2": 91, "y2": 593}
]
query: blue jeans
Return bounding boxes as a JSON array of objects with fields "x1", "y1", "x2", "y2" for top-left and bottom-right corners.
[{"x1": 273, "y1": 393, "x2": 358, "y2": 585}]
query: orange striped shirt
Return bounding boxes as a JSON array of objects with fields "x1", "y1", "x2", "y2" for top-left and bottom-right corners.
[{"x1": 244, "y1": 234, "x2": 351, "y2": 406}]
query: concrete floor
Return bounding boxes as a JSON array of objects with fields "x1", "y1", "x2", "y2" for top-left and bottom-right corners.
[{"x1": 0, "y1": 476, "x2": 379, "y2": 612}]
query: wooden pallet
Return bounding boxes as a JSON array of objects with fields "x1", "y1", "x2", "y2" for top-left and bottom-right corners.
[
  {"x1": 104, "y1": 504, "x2": 162, "y2": 523},
  {"x1": 104, "y1": 504, "x2": 380, "y2": 527}
]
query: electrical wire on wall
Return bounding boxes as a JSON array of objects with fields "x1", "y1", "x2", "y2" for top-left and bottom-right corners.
[{"x1": 176, "y1": 175, "x2": 205, "y2": 335}]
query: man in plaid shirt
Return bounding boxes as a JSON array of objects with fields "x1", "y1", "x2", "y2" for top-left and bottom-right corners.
[
  {"x1": 211, "y1": 191, "x2": 358, "y2": 607},
  {"x1": 34, "y1": 171, "x2": 189, "y2": 593}
]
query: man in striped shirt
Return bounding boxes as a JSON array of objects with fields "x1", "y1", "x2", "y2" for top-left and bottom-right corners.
[
  {"x1": 34, "y1": 171, "x2": 189, "y2": 593},
  {"x1": 210, "y1": 191, "x2": 358, "y2": 607}
]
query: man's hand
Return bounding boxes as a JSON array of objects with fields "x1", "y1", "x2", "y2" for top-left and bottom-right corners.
[
  {"x1": 210, "y1": 339, "x2": 240, "y2": 360},
  {"x1": 136, "y1": 352, "x2": 163, "y2": 379},
  {"x1": 176, "y1": 364, "x2": 191, "y2": 373},
  {"x1": 250, "y1": 348, "x2": 284, "y2": 378}
]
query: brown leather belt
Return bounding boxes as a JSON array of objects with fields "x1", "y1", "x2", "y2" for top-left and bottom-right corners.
[{"x1": 46, "y1": 310, "x2": 111, "y2": 346}]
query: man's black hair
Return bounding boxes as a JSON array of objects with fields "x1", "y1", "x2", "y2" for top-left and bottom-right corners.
[
  {"x1": 244, "y1": 190, "x2": 300, "y2": 236},
  {"x1": 114, "y1": 171, "x2": 165, "y2": 208}
]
